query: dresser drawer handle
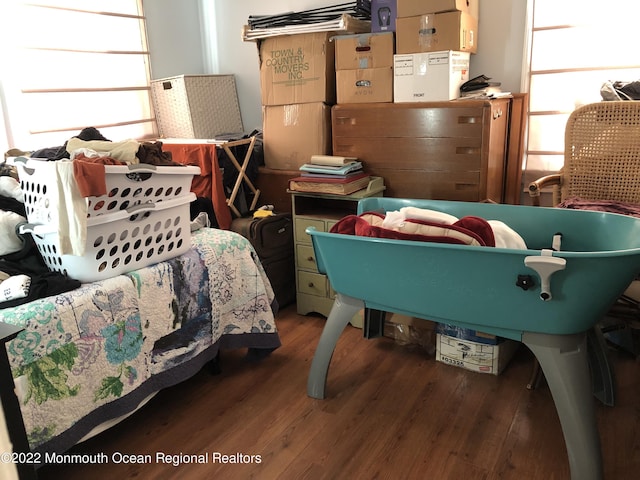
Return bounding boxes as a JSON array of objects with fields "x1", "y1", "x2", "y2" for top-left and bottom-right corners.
[
  {"x1": 308, "y1": 282, "x2": 315, "y2": 288},
  {"x1": 458, "y1": 116, "x2": 480, "y2": 124},
  {"x1": 306, "y1": 256, "x2": 315, "y2": 262},
  {"x1": 455, "y1": 147, "x2": 480, "y2": 155}
]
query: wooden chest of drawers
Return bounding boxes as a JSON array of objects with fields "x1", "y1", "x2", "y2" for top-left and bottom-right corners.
[{"x1": 331, "y1": 99, "x2": 511, "y2": 202}]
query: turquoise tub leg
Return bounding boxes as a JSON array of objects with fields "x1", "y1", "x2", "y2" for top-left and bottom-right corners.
[
  {"x1": 307, "y1": 294, "x2": 364, "y2": 399},
  {"x1": 522, "y1": 332, "x2": 603, "y2": 480}
]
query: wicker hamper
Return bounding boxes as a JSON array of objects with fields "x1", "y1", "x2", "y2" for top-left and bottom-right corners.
[{"x1": 151, "y1": 74, "x2": 244, "y2": 139}]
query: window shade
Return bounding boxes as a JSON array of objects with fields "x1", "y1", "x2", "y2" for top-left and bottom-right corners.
[
  {"x1": 0, "y1": 0, "x2": 156, "y2": 152},
  {"x1": 523, "y1": 0, "x2": 640, "y2": 195}
]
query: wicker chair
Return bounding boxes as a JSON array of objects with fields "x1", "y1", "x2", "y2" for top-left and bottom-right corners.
[
  {"x1": 527, "y1": 101, "x2": 640, "y2": 404},
  {"x1": 529, "y1": 101, "x2": 640, "y2": 206}
]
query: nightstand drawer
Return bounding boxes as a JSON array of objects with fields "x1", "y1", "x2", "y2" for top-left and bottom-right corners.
[
  {"x1": 296, "y1": 244, "x2": 318, "y2": 271},
  {"x1": 295, "y1": 218, "x2": 325, "y2": 244},
  {"x1": 298, "y1": 270, "x2": 328, "y2": 297},
  {"x1": 326, "y1": 220, "x2": 338, "y2": 232}
]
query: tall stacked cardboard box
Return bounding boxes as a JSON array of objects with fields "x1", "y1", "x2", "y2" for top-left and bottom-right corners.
[
  {"x1": 257, "y1": 33, "x2": 334, "y2": 211},
  {"x1": 393, "y1": 0, "x2": 477, "y2": 102},
  {"x1": 260, "y1": 33, "x2": 334, "y2": 173},
  {"x1": 334, "y1": 32, "x2": 395, "y2": 104}
]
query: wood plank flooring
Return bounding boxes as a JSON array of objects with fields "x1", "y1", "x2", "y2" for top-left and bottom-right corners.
[{"x1": 37, "y1": 305, "x2": 640, "y2": 480}]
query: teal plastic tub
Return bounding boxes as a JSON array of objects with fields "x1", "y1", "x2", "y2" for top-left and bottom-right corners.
[
  {"x1": 306, "y1": 198, "x2": 640, "y2": 480},
  {"x1": 308, "y1": 198, "x2": 640, "y2": 340},
  {"x1": 307, "y1": 197, "x2": 640, "y2": 480}
]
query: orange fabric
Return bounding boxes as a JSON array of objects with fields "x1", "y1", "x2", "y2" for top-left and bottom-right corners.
[
  {"x1": 73, "y1": 160, "x2": 107, "y2": 197},
  {"x1": 73, "y1": 153, "x2": 127, "y2": 197},
  {"x1": 162, "y1": 143, "x2": 232, "y2": 230}
]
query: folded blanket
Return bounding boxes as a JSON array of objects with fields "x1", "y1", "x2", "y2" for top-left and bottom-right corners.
[
  {"x1": 350, "y1": 207, "x2": 527, "y2": 250},
  {"x1": 557, "y1": 196, "x2": 640, "y2": 217},
  {"x1": 66, "y1": 138, "x2": 140, "y2": 164},
  {"x1": 331, "y1": 211, "x2": 496, "y2": 247}
]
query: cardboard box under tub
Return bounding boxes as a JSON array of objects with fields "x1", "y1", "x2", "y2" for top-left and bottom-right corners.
[
  {"x1": 395, "y1": 11, "x2": 477, "y2": 54},
  {"x1": 151, "y1": 74, "x2": 244, "y2": 138},
  {"x1": 262, "y1": 102, "x2": 332, "y2": 171},
  {"x1": 436, "y1": 333, "x2": 520, "y2": 375},
  {"x1": 384, "y1": 313, "x2": 437, "y2": 355},
  {"x1": 436, "y1": 323, "x2": 499, "y2": 344},
  {"x1": 393, "y1": 50, "x2": 469, "y2": 102},
  {"x1": 259, "y1": 32, "x2": 336, "y2": 106}
]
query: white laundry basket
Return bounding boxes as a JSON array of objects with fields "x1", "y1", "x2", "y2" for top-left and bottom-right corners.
[
  {"x1": 21, "y1": 193, "x2": 197, "y2": 283},
  {"x1": 15, "y1": 157, "x2": 200, "y2": 224}
]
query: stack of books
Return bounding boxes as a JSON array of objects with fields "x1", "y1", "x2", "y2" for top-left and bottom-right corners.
[{"x1": 288, "y1": 155, "x2": 371, "y2": 195}]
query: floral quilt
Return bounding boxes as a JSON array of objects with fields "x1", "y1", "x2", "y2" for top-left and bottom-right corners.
[{"x1": 0, "y1": 228, "x2": 280, "y2": 456}]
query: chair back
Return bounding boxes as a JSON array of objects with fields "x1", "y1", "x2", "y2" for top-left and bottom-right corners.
[{"x1": 562, "y1": 101, "x2": 640, "y2": 203}]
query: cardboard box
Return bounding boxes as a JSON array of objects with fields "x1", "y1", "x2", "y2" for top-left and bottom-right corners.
[
  {"x1": 436, "y1": 323, "x2": 498, "y2": 345},
  {"x1": 397, "y1": 0, "x2": 479, "y2": 18},
  {"x1": 436, "y1": 334, "x2": 520, "y2": 375},
  {"x1": 151, "y1": 75, "x2": 244, "y2": 138},
  {"x1": 337, "y1": 68, "x2": 393, "y2": 104},
  {"x1": 371, "y1": 0, "x2": 397, "y2": 33},
  {"x1": 334, "y1": 32, "x2": 395, "y2": 70},
  {"x1": 395, "y1": 11, "x2": 478, "y2": 54},
  {"x1": 394, "y1": 51, "x2": 469, "y2": 102},
  {"x1": 384, "y1": 313, "x2": 437, "y2": 355},
  {"x1": 262, "y1": 102, "x2": 331, "y2": 170},
  {"x1": 259, "y1": 32, "x2": 336, "y2": 106}
]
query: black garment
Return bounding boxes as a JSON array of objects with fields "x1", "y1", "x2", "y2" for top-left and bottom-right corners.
[
  {"x1": 0, "y1": 218, "x2": 81, "y2": 309},
  {"x1": 215, "y1": 130, "x2": 263, "y2": 216},
  {"x1": 190, "y1": 197, "x2": 218, "y2": 228},
  {"x1": 30, "y1": 127, "x2": 111, "y2": 160},
  {"x1": 0, "y1": 271, "x2": 81, "y2": 309},
  {"x1": 0, "y1": 196, "x2": 26, "y2": 218}
]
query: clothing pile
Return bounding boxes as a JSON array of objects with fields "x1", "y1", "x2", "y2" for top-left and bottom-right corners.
[
  {"x1": 0, "y1": 164, "x2": 80, "y2": 308},
  {"x1": 330, "y1": 205, "x2": 528, "y2": 250},
  {"x1": 0, "y1": 127, "x2": 193, "y2": 307}
]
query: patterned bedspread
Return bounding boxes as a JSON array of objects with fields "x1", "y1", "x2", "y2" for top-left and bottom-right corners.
[{"x1": 0, "y1": 228, "x2": 280, "y2": 457}]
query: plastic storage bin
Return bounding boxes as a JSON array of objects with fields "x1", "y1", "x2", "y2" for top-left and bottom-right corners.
[
  {"x1": 16, "y1": 157, "x2": 200, "y2": 224},
  {"x1": 21, "y1": 193, "x2": 196, "y2": 283},
  {"x1": 151, "y1": 74, "x2": 244, "y2": 138}
]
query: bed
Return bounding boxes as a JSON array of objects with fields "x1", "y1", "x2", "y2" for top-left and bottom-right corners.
[{"x1": 0, "y1": 226, "x2": 280, "y2": 466}]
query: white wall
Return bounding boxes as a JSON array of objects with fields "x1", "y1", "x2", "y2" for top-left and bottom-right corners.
[
  {"x1": 144, "y1": 0, "x2": 207, "y2": 79},
  {"x1": 146, "y1": 0, "x2": 528, "y2": 132}
]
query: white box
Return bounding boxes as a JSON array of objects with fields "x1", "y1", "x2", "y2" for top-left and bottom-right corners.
[
  {"x1": 151, "y1": 74, "x2": 244, "y2": 138},
  {"x1": 435, "y1": 333, "x2": 520, "y2": 375},
  {"x1": 393, "y1": 51, "x2": 470, "y2": 102}
]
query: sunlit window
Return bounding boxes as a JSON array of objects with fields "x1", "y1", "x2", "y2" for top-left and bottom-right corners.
[
  {"x1": 523, "y1": 0, "x2": 640, "y2": 189},
  {"x1": 0, "y1": 0, "x2": 156, "y2": 153}
]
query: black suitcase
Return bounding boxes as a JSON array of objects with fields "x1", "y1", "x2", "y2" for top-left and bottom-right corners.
[{"x1": 230, "y1": 213, "x2": 295, "y2": 307}]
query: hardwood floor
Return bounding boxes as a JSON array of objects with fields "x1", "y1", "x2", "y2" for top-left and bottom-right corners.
[{"x1": 37, "y1": 304, "x2": 640, "y2": 480}]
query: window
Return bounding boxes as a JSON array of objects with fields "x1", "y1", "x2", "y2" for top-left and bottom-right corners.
[
  {"x1": 522, "y1": 0, "x2": 640, "y2": 195},
  {"x1": 0, "y1": 0, "x2": 156, "y2": 154}
]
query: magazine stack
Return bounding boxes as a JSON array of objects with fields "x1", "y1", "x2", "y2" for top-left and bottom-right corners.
[{"x1": 288, "y1": 155, "x2": 370, "y2": 195}]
